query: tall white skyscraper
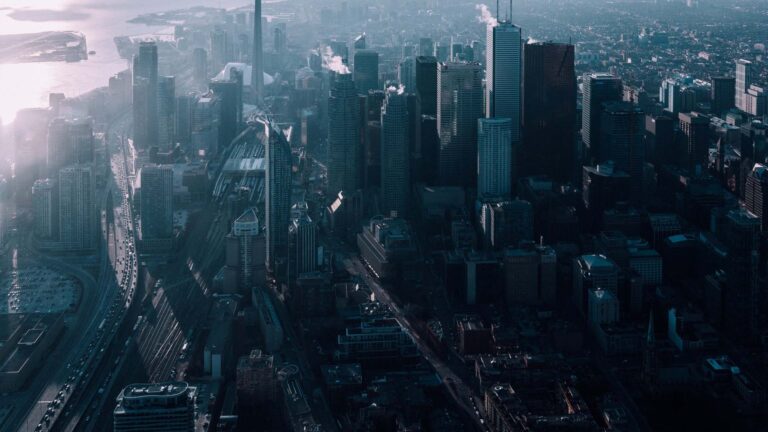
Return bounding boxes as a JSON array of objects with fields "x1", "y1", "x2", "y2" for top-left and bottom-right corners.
[
  {"x1": 485, "y1": 20, "x2": 522, "y2": 142},
  {"x1": 477, "y1": 118, "x2": 512, "y2": 199},
  {"x1": 380, "y1": 87, "x2": 411, "y2": 218},
  {"x1": 736, "y1": 59, "x2": 754, "y2": 112},
  {"x1": 58, "y1": 165, "x2": 95, "y2": 251}
]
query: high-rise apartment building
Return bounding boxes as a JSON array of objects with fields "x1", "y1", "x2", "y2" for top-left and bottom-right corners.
[{"x1": 58, "y1": 165, "x2": 95, "y2": 251}]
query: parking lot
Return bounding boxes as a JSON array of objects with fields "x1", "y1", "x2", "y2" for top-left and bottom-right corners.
[{"x1": 0, "y1": 267, "x2": 80, "y2": 314}]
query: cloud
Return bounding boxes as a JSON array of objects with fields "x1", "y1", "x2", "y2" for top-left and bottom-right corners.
[
  {"x1": 8, "y1": 8, "x2": 90, "y2": 22},
  {"x1": 475, "y1": 4, "x2": 497, "y2": 27}
]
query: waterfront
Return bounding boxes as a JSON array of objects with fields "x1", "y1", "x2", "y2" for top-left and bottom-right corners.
[{"x1": 0, "y1": 0, "x2": 248, "y2": 124}]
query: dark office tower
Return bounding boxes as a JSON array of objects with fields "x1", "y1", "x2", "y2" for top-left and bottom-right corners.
[
  {"x1": 353, "y1": 33, "x2": 367, "y2": 50},
  {"x1": 139, "y1": 164, "x2": 173, "y2": 252},
  {"x1": 252, "y1": 0, "x2": 264, "y2": 97},
  {"x1": 327, "y1": 73, "x2": 361, "y2": 197},
  {"x1": 262, "y1": 118, "x2": 291, "y2": 276},
  {"x1": 398, "y1": 57, "x2": 416, "y2": 92},
  {"x1": 582, "y1": 162, "x2": 631, "y2": 230},
  {"x1": 420, "y1": 115, "x2": 439, "y2": 185},
  {"x1": 419, "y1": 37, "x2": 434, "y2": 57},
  {"x1": 678, "y1": 112, "x2": 710, "y2": 174},
  {"x1": 114, "y1": 382, "x2": 195, "y2": 432},
  {"x1": 721, "y1": 209, "x2": 761, "y2": 339},
  {"x1": 158, "y1": 76, "x2": 176, "y2": 152},
  {"x1": 58, "y1": 166, "x2": 95, "y2": 251},
  {"x1": 230, "y1": 67, "x2": 244, "y2": 129},
  {"x1": 407, "y1": 94, "x2": 422, "y2": 184},
  {"x1": 582, "y1": 73, "x2": 622, "y2": 162},
  {"x1": 437, "y1": 62, "x2": 483, "y2": 187},
  {"x1": 380, "y1": 88, "x2": 411, "y2": 218},
  {"x1": 645, "y1": 114, "x2": 674, "y2": 166},
  {"x1": 192, "y1": 48, "x2": 208, "y2": 87},
  {"x1": 47, "y1": 118, "x2": 94, "y2": 176},
  {"x1": 435, "y1": 44, "x2": 450, "y2": 62},
  {"x1": 600, "y1": 102, "x2": 644, "y2": 201},
  {"x1": 175, "y1": 94, "x2": 194, "y2": 146},
  {"x1": 274, "y1": 25, "x2": 287, "y2": 53},
  {"x1": 745, "y1": 164, "x2": 768, "y2": 230},
  {"x1": 132, "y1": 43, "x2": 159, "y2": 150},
  {"x1": 522, "y1": 42, "x2": 576, "y2": 182},
  {"x1": 486, "y1": 21, "x2": 522, "y2": 139},
  {"x1": 366, "y1": 90, "x2": 386, "y2": 121},
  {"x1": 415, "y1": 56, "x2": 438, "y2": 116},
  {"x1": 353, "y1": 50, "x2": 379, "y2": 94},
  {"x1": 210, "y1": 78, "x2": 242, "y2": 148},
  {"x1": 365, "y1": 121, "x2": 382, "y2": 189},
  {"x1": 711, "y1": 77, "x2": 735, "y2": 116}
]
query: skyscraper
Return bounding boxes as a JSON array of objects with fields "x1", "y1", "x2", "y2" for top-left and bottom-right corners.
[
  {"x1": 437, "y1": 62, "x2": 483, "y2": 187},
  {"x1": 485, "y1": 20, "x2": 522, "y2": 144},
  {"x1": 113, "y1": 382, "x2": 196, "y2": 432},
  {"x1": 736, "y1": 59, "x2": 754, "y2": 112},
  {"x1": 477, "y1": 118, "x2": 512, "y2": 199},
  {"x1": 158, "y1": 76, "x2": 176, "y2": 152},
  {"x1": 251, "y1": 0, "x2": 264, "y2": 97},
  {"x1": 353, "y1": 50, "x2": 379, "y2": 94},
  {"x1": 398, "y1": 57, "x2": 416, "y2": 92},
  {"x1": 582, "y1": 73, "x2": 622, "y2": 162},
  {"x1": 415, "y1": 56, "x2": 438, "y2": 116},
  {"x1": 380, "y1": 87, "x2": 411, "y2": 218},
  {"x1": 139, "y1": 164, "x2": 174, "y2": 244},
  {"x1": 290, "y1": 208, "x2": 317, "y2": 275},
  {"x1": 600, "y1": 101, "x2": 644, "y2": 201},
  {"x1": 522, "y1": 42, "x2": 577, "y2": 181},
  {"x1": 47, "y1": 118, "x2": 94, "y2": 176},
  {"x1": 32, "y1": 178, "x2": 56, "y2": 239},
  {"x1": 678, "y1": 112, "x2": 709, "y2": 174},
  {"x1": 745, "y1": 163, "x2": 768, "y2": 231},
  {"x1": 133, "y1": 41, "x2": 159, "y2": 149},
  {"x1": 58, "y1": 166, "x2": 95, "y2": 251},
  {"x1": 232, "y1": 207, "x2": 266, "y2": 290},
  {"x1": 210, "y1": 77, "x2": 243, "y2": 149},
  {"x1": 327, "y1": 73, "x2": 361, "y2": 197},
  {"x1": 711, "y1": 76, "x2": 735, "y2": 115},
  {"x1": 263, "y1": 118, "x2": 291, "y2": 276}
]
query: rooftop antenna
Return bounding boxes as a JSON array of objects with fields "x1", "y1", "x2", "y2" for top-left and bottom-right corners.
[
  {"x1": 496, "y1": 0, "x2": 499, "y2": 20},
  {"x1": 508, "y1": 0, "x2": 512, "y2": 21}
]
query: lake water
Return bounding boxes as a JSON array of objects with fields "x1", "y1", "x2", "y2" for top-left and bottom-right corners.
[{"x1": 0, "y1": 0, "x2": 250, "y2": 124}]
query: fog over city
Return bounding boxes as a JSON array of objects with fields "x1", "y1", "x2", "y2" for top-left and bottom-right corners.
[{"x1": 0, "y1": 0, "x2": 767, "y2": 431}]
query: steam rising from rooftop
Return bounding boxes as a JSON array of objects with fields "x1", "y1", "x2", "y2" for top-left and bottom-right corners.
[
  {"x1": 475, "y1": 4, "x2": 498, "y2": 27},
  {"x1": 322, "y1": 46, "x2": 350, "y2": 74}
]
